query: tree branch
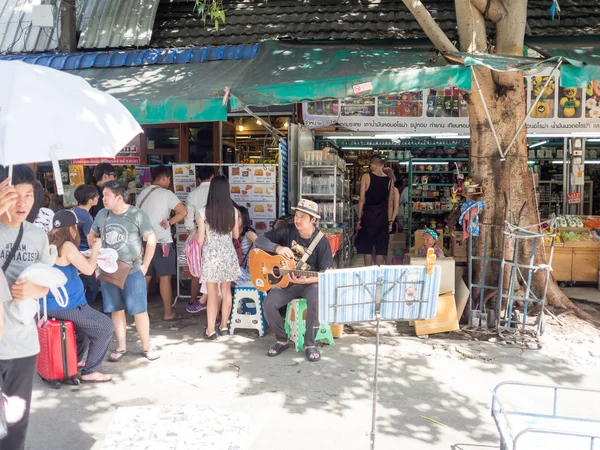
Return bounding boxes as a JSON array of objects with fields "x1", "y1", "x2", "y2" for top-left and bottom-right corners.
[
  {"x1": 470, "y1": 0, "x2": 508, "y2": 23},
  {"x1": 401, "y1": 0, "x2": 458, "y2": 53},
  {"x1": 496, "y1": 0, "x2": 527, "y2": 56},
  {"x1": 455, "y1": 0, "x2": 487, "y2": 53}
]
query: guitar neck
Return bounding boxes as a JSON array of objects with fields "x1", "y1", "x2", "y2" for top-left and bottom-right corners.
[{"x1": 280, "y1": 268, "x2": 320, "y2": 278}]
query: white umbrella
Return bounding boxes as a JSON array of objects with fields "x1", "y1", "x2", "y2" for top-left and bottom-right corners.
[{"x1": 0, "y1": 60, "x2": 142, "y2": 194}]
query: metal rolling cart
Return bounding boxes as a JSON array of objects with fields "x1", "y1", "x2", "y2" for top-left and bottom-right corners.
[
  {"x1": 465, "y1": 203, "x2": 557, "y2": 335},
  {"x1": 496, "y1": 217, "x2": 557, "y2": 336},
  {"x1": 492, "y1": 381, "x2": 600, "y2": 450},
  {"x1": 467, "y1": 220, "x2": 503, "y2": 328}
]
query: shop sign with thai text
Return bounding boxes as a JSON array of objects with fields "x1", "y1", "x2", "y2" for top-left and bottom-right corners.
[
  {"x1": 71, "y1": 142, "x2": 141, "y2": 165},
  {"x1": 302, "y1": 68, "x2": 600, "y2": 135}
]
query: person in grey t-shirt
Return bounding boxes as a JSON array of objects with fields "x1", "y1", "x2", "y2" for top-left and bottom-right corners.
[
  {"x1": 89, "y1": 181, "x2": 159, "y2": 362},
  {"x1": 0, "y1": 165, "x2": 51, "y2": 450}
]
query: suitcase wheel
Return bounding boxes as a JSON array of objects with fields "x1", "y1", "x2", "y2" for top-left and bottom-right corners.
[
  {"x1": 70, "y1": 377, "x2": 81, "y2": 386},
  {"x1": 52, "y1": 381, "x2": 61, "y2": 390}
]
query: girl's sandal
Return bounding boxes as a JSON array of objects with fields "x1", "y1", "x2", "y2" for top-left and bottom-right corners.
[
  {"x1": 108, "y1": 349, "x2": 127, "y2": 362},
  {"x1": 204, "y1": 329, "x2": 218, "y2": 340},
  {"x1": 81, "y1": 372, "x2": 112, "y2": 383},
  {"x1": 219, "y1": 327, "x2": 229, "y2": 335}
]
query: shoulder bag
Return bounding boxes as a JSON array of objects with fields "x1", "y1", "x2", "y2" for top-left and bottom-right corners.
[
  {"x1": 96, "y1": 212, "x2": 142, "y2": 290},
  {"x1": 2, "y1": 223, "x2": 24, "y2": 272}
]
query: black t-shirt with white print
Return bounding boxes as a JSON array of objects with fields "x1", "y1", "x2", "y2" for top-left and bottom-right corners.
[{"x1": 260, "y1": 224, "x2": 334, "y2": 272}]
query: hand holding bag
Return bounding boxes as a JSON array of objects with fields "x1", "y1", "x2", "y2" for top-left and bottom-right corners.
[{"x1": 96, "y1": 212, "x2": 141, "y2": 290}]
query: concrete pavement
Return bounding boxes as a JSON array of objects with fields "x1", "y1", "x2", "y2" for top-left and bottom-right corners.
[{"x1": 26, "y1": 300, "x2": 600, "y2": 450}]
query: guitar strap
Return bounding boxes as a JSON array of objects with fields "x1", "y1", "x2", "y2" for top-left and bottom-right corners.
[{"x1": 296, "y1": 230, "x2": 324, "y2": 270}]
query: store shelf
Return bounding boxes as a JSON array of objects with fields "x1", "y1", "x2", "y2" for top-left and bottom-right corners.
[
  {"x1": 412, "y1": 171, "x2": 469, "y2": 174},
  {"x1": 301, "y1": 164, "x2": 346, "y2": 174},
  {"x1": 411, "y1": 158, "x2": 468, "y2": 162},
  {"x1": 301, "y1": 193, "x2": 339, "y2": 198},
  {"x1": 412, "y1": 210, "x2": 454, "y2": 214},
  {"x1": 413, "y1": 183, "x2": 455, "y2": 187}
]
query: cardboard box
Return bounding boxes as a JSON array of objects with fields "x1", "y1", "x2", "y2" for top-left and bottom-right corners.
[
  {"x1": 450, "y1": 231, "x2": 468, "y2": 258},
  {"x1": 409, "y1": 256, "x2": 455, "y2": 294},
  {"x1": 414, "y1": 292, "x2": 459, "y2": 336},
  {"x1": 390, "y1": 231, "x2": 407, "y2": 250}
]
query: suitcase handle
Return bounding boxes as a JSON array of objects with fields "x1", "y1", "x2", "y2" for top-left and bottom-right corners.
[
  {"x1": 37, "y1": 296, "x2": 48, "y2": 324},
  {"x1": 37, "y1": 285, "x2": 69, "y2": 324}
]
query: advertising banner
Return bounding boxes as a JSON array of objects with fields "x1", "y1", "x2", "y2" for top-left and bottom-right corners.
[{"x1": 302, "y1": 68, "x2": 600, "y2": 135}]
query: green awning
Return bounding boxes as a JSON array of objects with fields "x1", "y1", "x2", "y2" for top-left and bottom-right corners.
[
  {"x1": 70, "y1": 60, "x2": 248, "y2": 124},
  {"x1": 447, "y1": 48, "x2": 600, "y2": 88},
  {"x1": 445, "y1": 51, "x2": 555, "y2": 72},
  {"x1": 528, "y1": 46, "x2": 600, "y2": 88},
  {"x1": 230, "y1": 42, "x2": 472, "y2": 111}
]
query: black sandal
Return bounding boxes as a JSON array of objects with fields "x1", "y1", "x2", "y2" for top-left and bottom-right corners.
[
  {"x1": 108, "y1": 349, "x2": 127, "y2": 362},
  {"x1": 305, "y1": 347, "x2": 321, "y2": 362},
  {"x1": 267, "y1": 342, "x2": 290, "y2": 357},
  {"x1": 204, "y1": 329, "x2": 218, "y2": 340}
]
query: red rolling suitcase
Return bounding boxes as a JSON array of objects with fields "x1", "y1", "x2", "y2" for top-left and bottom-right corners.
[{"x1": 36, "y1": 304, "x2": 80, "y2": 388}]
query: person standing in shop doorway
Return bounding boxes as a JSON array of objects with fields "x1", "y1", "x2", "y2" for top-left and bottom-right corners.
[
  {"x1": 90, "y1": 163, "x2": 116, "y2": 218},
  {"x1": 355, "y1": 155, "x2": 394, "y2": 266},
  {"x1": 184, "y1": 166, "x2": 214, "y2": 314},
  {"x1": 136, "y1": 166, "x2": 188, "y2": 322},
  {"x1": 382, "y1": 167, "x2": 400, "y2": 264}
]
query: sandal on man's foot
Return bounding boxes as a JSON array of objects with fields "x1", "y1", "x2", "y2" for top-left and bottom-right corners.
[
  {"x1": 204, "y1": 329, "x2": 218, "y2": 340},
  {"x1": 304, "y1": 347, "x2": 321, "y2": 362},
  {"x1": 267, "y1": 342, "x2": 290, "y2": 357},
  {"x1": 108, "y1": 349, "x2": 127, "y2": 362},
  {"x1": 142, "y1": 348, "x2": 160, "y2": 361}
]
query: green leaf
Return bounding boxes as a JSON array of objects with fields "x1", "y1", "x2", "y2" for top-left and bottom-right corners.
[{"x1": 215, "y1": 20, "x2": 219, "y2": 31}]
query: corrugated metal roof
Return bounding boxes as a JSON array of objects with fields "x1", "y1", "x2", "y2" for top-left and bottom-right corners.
[
  {"x1": 0, "y1": 43, "x2": 260, "y2": 69},
  {"x1": 78, "y1": 0, "x2": 160, "y2": 49},
  {"x1": 0, "y1": 0, "x2": 160, "y2": 54},
  {"x1": 0, "y1": 0, "x2": 60, "y2": 53}
]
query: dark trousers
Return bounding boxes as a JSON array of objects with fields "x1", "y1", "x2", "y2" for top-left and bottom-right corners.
[
  {"x1": 264, "y1": 284, "x2": 319, "y2": 347},
  {"x1": 47, "y1": 305, "x2": 114, "y2": 375},
  {"x1": 80, "y1": 273, "x2": 99, "y2": 307},
  {"x1": 0, "y1": 355, "x2": 37, "y2": 450}
]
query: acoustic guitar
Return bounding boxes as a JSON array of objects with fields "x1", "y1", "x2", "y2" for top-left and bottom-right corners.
[{"x1": 248, "y1": 248, "x2": 319, "y2": 292}]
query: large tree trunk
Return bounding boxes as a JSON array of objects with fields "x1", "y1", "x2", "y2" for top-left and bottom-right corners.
[{"x1": 404, "y1": 0, "x2": 599, "y2": 326}]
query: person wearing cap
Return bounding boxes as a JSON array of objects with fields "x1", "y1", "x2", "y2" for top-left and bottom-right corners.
[
  {"x1": 417, "y1": 228, "x2": 445, "y2": 258},
  {"x1": 45, "y1": 210, "x2": 114, "y2": 383},
  {"x1": 255, "y1": 199, "x2": 334, "y2": 362}
]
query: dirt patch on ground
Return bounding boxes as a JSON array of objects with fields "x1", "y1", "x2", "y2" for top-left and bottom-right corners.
[{"x1": 343, "y1": 299, "x2": 600, "y2": 367}]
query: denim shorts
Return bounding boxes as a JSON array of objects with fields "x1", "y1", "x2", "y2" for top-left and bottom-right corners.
[{"x1": 101, "y1": 269, "x2": 147, "y2": 315}]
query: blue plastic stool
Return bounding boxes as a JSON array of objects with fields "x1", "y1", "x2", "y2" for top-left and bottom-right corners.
[{"x1": 230, "y1": 285, "x2": 267, "y2": 337}]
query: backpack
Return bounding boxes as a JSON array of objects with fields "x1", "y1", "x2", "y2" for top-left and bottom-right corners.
[{"x1": 185, "y1": 233, "x2": 203, "y2": 278}]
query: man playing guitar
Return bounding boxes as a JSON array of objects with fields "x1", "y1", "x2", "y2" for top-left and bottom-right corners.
[{"x1": 256, "y1": 199, "x2": 333, "y2": 362}]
